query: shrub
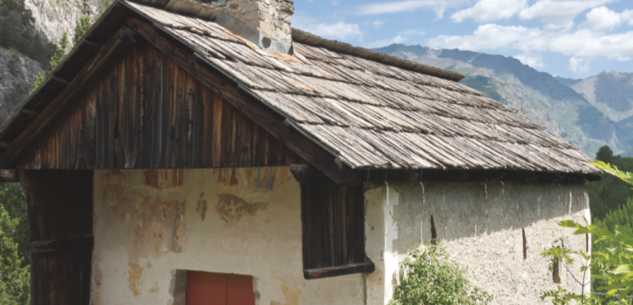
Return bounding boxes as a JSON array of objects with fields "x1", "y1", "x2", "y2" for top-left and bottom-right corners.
[{"x1": 389, "y1": 243, "x2": 492, "y2": 305}]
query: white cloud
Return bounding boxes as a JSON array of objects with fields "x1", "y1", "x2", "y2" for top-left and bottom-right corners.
[
  {"x1": 293, "y1": 17, "x2": 363, "y2": 40},
  {"x1": 568, "y1": 56, "x2": 591, "y2": 74},
  {"x1": 583, "y1": 6, "x2": 633, "y2": 31},
  {"x1": 357, "y1": 0, "x2": 469, "y2": 19},
  {"x1": 428, "y1": 23, "x2": 633, "y2": 62},
  {"x1": 518, "y1": 0, "x2": 618, "y2": 28},
  {"x1": 372, "y1": 20, "x2": 385, "y2": 27},
  {"x1": 428, "y1": 24, "x2": 548, "y2": 52},
  {"x1": 451, "y1": 0, "x2": 527, "y2": 23},
  {"x1": 402, "y1": 29, "x2": 427, "y2": 35},
  {"x1": 514, "y1": 53, "x2": 546, "y2": 69},
  {"x1": 364, "y1": 35, "x2": 409, "y2": 49}
]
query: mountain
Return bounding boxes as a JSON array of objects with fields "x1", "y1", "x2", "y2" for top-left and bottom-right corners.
[
  {"x1": 0, "y1": 0, "x2": 102, "y2": 125},
  {"x1": 374, "y1": 44, "x2": 628, "y2": 156},
  {"x1": 561, "y1": 71, "x2": 633, "y2": 157}
]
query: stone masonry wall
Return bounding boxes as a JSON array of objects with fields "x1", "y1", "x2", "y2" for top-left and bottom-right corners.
[
  {"x1": 206, "y1": 0, "x2": 293, "y2": 43},
  {"x1": 363, "y1": 181, "x2": 591, "y2": 305}
]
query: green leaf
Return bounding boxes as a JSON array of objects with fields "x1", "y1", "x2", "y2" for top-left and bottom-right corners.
[{"x1": 613, "y1": 264, "x2": 633, "y2": 274}]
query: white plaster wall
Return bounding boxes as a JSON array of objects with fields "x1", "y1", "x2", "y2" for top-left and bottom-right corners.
[
  {"x1": 364, "y1": 181, "x2": 590, "y2": 305},
  {"x1": 91, "y1": 168, "x2": 365, "y2": 305}
]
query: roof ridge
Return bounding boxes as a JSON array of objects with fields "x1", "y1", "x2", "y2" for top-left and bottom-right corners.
[{"x1": 291, "y1": 28, "x2": 466, "y2": 83}]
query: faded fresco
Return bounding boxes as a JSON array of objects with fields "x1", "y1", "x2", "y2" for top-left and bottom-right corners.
[
  {"x1": 91, "y1": 167, "x2": 364, "y2": 305},
  {"x1": 95, "y1": 168, "x2": 292, "y2": 262}
]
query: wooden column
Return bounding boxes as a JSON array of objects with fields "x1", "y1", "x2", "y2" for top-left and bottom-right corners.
[{"x1": 23, "y1": 170, "x2": 93, "y2": 305}]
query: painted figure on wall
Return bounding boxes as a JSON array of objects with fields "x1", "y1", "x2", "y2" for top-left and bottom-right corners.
[
  {"x1": 196, "y1": 193, "x2": 208, "y2": 221},
  {"x1": 215, "y1": 193, "x2": 269, "y2": 224}
]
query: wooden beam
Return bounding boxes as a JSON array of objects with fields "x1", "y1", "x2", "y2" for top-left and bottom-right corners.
[
  {"x1": 51, "y1": 76, "x2": 70, "y2": 85},
  {"x1": 30, "y1": 236, "x2": 94, "y2": 254},
  {"x1": 82, "y1": 39, "x2": 103, "y2": 51},
  {"x1": 0, "y1": 28, "x2": 128, "y2": 168},
  {"x1": 304, "y1": 262, "x2": 375, "y2": 280},
  {"x1": 118, "y1": 28, "x2": 139, "y2": 43},
  {"x1": 0, "y1": 169, "x2": 17, "y2": 182},
  {"x1": 125, "y1": 18, "x2": 360, "y2": 186},
  {"x1": 21, "y1": 109, "x2": 38, "y2": 118},
  {"x1": 289, "y1": 164, "x2": 328, "y2": 183}
]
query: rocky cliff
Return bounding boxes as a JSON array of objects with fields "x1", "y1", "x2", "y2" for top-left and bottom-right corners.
[
  {"x1": 0, "y1": 0, "x2": 102, "y2": 125},
  {"x1": 0, "y1": 47, "x2": 42, "y2": 122},
  {"x1": 24, "y1": 0, "x2": 101, "y2": 49}
]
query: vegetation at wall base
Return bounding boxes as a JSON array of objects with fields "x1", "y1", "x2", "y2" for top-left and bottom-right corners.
[{"x1": 389, "y1": 242, "x2": 492, "y2": 305}]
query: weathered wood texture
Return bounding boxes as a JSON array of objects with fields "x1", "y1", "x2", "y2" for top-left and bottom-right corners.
[
  {"x1": 300, "y1": 178, "x2": 371, "y2": 279},
  {"x1": 23, "y1": 170, "x2": 93, "y2": 305},
  {"x1": 125, "y1": 2, "x2": 599, "y2": 176},
  {"x1": 16, "y1": 45, "x2": 304, "y2": 169}
]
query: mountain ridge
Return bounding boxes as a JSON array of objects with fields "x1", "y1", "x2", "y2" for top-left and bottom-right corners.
[{"x1": 374, "y1": 44, "x2": 630, "y2": 156}]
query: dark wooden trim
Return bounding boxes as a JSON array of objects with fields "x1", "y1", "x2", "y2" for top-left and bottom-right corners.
[
  {"x1": 51, "y1": 76, "x2": 70, "y2": 85},
  {"x1": 358, "y1": 168, "x2": 599, "y2": 184},
  {"x1": 289, "y1": 164, "x2": 328, "y2": 183},
  {"x1": 21, "y1": 109, "x2": 38, "y2": 118},
  {"x1": 31, "y1": 236, "x2": 94, "y2": 254},
  {"x1": 304, "y1": 262, "x2": 375, "y2": 280},
  {"x1": 125, "y1": 17, "x2": 359, "y2": 186}
]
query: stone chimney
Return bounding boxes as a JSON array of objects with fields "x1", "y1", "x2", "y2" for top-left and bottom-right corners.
[
  {"x1": 205, "y1": 0, "x2": 294, "y2": 53},
  {"x1": 131, "y1": 0, "x2": 295, "y2": 53}
]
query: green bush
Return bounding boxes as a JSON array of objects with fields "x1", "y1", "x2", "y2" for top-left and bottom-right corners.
[
  {"x1": 389, "y1": 243, "x2": 492, "y2": 305},
  {"x1": 0, "y1": 183, "x2": 29, "y2": 305}
]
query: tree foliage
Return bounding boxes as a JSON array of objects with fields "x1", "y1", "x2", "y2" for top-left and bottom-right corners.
[
  {"x1": 48, "y1": 32, "x2": 68, "y2": 71},
  {"x1": 389, "y1": 243, "x2": 492, "y2": 305},
  {"x1": 588, "y1": 146, "x2": 633, "y2": 220},
  {"x1": 73, "y1": 16, "x2": 91, "y2": 45},
  {"x1": 31, "y1": 15, "x2": 93, "y2": 93},
  {"x1": 0, "y1": 183, "x2": 29, "y2": 305}
]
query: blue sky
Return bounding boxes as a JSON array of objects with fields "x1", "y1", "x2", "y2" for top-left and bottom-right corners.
[{"x1": 292, "y1": 0, "x2": 633, "y2": 79}]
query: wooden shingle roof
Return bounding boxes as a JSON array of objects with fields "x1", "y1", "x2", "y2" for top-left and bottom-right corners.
[{"x1": 128, "y1": 2, "x2": 597, "y2": 175}]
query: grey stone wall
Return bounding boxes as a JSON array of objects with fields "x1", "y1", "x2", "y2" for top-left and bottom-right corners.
[{"x1": 364, "y1": 181, "x2": 590, "y2": 305}]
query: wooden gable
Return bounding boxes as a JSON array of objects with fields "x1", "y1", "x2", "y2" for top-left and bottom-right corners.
[
  {"x1": 15, "y1": 44, "x2": 304, "y2": 170},
  {"x1": 6, "y1": 8, "x2": 375, "y2": 304}
]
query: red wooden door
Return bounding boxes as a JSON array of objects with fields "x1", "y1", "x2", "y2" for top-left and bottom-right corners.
[{"x1": 186, "y1": 271, "x2": 255, "y2": 305}]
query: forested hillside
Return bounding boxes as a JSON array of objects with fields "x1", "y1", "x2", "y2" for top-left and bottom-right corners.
[{"x1": 588, "y1": 146, "x2": 633, "y2": 220}]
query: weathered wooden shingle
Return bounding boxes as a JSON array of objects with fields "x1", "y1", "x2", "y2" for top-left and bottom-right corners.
[{"x1": 123, "y1": 1, "x2": 599, "y2": 174}]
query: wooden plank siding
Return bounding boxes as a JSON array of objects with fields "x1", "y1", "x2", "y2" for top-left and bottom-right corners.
[
  {"x1": 16, "y1": 44, "x2": 305, "y2": 170},
  {"x1": 300, "y1": 179, "x2": 374, "y2": 279},
  {"x1": 23, "y1": 170, "x2": 93, "y2": 305}
]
